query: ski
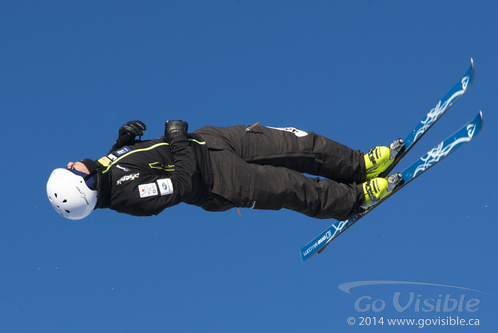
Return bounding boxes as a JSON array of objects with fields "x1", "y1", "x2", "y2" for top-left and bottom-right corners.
[
  {"x1": 299, "y1": 59, "x2": 475, "y2": 262},
  {"x1": 300, "y1": 111, "x2": 484, "y2": 262},
  {"x1": 378, "y1": 59, "x2": 475, "y2": 179}
]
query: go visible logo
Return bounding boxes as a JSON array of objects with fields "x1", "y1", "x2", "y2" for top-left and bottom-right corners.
[{"x1": 339, "y1": 280, "x2": 490, "y2": 314}]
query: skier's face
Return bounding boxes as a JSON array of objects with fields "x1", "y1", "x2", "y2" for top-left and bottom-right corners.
[{"x1": 67, "y1": 161, "x2": 90, "y2": 174}]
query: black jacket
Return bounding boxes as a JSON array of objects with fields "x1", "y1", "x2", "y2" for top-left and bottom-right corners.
[{"x1": 95, "y1": 133, "x2": 212, "y2": 216}]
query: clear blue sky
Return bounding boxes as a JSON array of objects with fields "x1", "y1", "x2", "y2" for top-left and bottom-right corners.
[{"x1": 1, "y1": 1, "x2": 496, "y2": 332}]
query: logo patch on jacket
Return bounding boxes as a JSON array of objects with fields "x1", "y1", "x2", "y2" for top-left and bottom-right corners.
[
  {"x1": 98, "y1": 156, "x2": 112, "y2": 167},
  {"x1": 116, "y1": 165, "x2": 129, "y2": 172},
  {"x1": 116, "y1": 173, "x2": 139, "y2": 185},
  {"x1": 138, "y1": 183, "x2": 158, "y2": 198},
  {"x1": 114, "y1": 146, "x2": 131, "y2": 156},
  {"x1": 157, "y1": 178, "x2": 174, "y2": 196}
]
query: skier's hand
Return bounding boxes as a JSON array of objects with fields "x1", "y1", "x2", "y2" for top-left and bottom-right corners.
[
  {"x1": 113, "y1": 120, "x2": 147, "y2": 150},
  {"x1": 165, "y1": 120, "x2": 188, "y2": 143}
]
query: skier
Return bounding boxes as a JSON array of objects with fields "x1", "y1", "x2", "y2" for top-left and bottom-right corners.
[{"x1": 46, "y1": 120, "x2": 398, "y2": 220}]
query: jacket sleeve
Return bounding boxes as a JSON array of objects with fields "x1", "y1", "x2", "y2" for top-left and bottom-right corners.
[
  {"x1": 165, "y1": 133, "x2": 197, "y2": 198},
  {"x1": 111, "y1": 134, "x2": 198, "y2": 216}
]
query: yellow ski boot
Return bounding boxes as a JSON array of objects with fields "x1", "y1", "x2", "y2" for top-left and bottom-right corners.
[
  {"x1": 364, "y1": 139, "x2": 404, "y2": 180},
  {"x1": 362, "y1": 178, "x2": 391, "y2": 208},
  {"x1": 361, "y1": 173, "x2": 403, "y2": 209}
]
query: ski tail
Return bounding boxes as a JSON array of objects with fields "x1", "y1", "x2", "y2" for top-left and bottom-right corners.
[{"x1": 300, "y1": 111, "x2": 484, "y2": 262}]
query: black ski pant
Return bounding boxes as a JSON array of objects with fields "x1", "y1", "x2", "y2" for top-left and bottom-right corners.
[{"x1": 195, "y1": 125, "x2": 367, "y2": 220}]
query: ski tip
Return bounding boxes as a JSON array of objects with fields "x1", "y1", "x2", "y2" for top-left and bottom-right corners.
[
  {"x1": 468, "y1": 58, "x2": 475, "y2": 87},
  {"x1": 469, "y1": 58, "x2": 475, "y2": 74},
  {"x1": 471, "y1": 111, "x2": 484, "y2": 138}
]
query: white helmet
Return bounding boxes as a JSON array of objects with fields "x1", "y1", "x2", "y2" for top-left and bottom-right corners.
[{"x1": 46, "y1": 168, "x2": 98, "y2": 220}]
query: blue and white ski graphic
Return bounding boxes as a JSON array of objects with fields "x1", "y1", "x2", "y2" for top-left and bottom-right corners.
[
  {"x1": 408, "y1": 61, "x2": 474, "y2": 145},
  {"x1": 379, "y1": 59, "x2": 475, "y2": 178},
  {"x1": 300, "y1": 111, "x2": 484, "y2": 262}
]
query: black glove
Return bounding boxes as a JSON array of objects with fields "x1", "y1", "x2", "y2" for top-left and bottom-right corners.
[
  {"x1": 164, "y1": 120, "x2": 188, "y2": 143},
  {"x1": 113, "y1": 120, "x2": 146, "y2": 150}
]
